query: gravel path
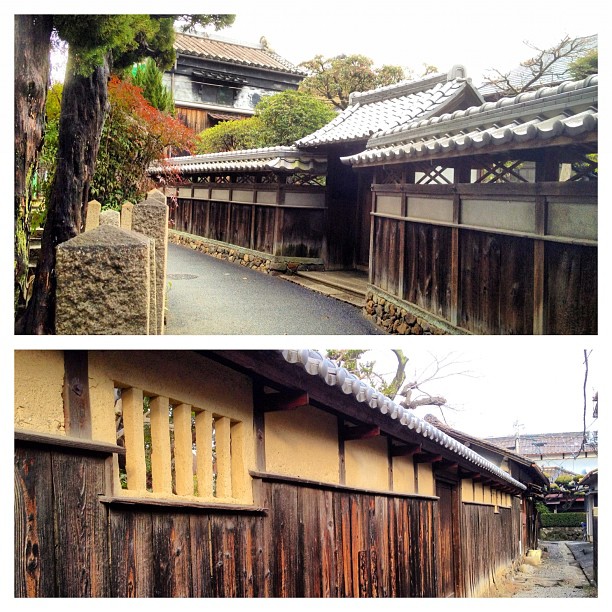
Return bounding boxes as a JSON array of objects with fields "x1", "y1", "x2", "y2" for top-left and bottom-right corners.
[{"x1": 496, "y1": 541, "x2": 593, "y2": 598}]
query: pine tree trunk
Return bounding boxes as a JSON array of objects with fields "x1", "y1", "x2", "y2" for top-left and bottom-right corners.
[
  {"x1": 18, "y1": 51, "x2": 111, "y2": 334},
  {"x1": 14, "y1": 15, "x2": 53, "y2": 320}
]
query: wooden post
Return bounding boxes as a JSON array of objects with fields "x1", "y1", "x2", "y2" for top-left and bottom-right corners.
[
  {"x1": 173, "y1": 403, "x2": 193, "y2": 496},
  {"x1": 149, "y1": 396, "x2": 172, "y2": 494},
  {"x1": 63, "y1": 350, "x2": 92, "y2": 438},
  {"x1": 195, "y1": 410, "x2": 213, "y2": 498},
  {"x1": 122, "y1": 387, "x2": 147, "y2": 492},
  {"x1": 215, "y1": 416, "x2": 232, "y2": 498}
]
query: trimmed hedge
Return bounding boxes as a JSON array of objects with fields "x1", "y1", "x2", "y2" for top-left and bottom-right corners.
[{"x1": 540, "y1": 512, "x2": 586, "y2": 527}]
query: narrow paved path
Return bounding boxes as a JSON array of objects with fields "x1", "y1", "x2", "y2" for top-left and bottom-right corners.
[
  {"x1": 495, "y1": 541, "x2": 594, "y2": 598},
  {"x1": 165, "y1": 242, "x2": 383, "y2": 335}
]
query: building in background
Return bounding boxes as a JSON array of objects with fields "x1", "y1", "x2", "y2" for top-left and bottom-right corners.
[{"x1": 163, "y1": 31, "x2": 305, "y2": 134}]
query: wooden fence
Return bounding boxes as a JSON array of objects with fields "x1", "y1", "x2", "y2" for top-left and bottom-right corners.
[
  {"x1": 15, "y1": 436, "x2": 524, "y2": 598},
  {"x1": 169, "y1": 182, "x2": 326, "y2": 259},
  {"x1": 369, "y1": 181, "x2": 597, "y2": 334}
]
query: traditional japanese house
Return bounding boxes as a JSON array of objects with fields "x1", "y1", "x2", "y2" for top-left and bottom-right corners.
[
  {"x1": 164, "y1": 31, "x2": 305, "y2": 134},
  {"x1": 154, "y1": 67, "x2": 484, "y2": 276},
  {"x1": 15, "y1": 349, "x2": 546, "y2": 597},
  {"x1": 342, "y1": 75, "x2": 598, "y2": 335}
]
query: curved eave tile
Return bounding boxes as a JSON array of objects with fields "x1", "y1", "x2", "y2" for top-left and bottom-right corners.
[{"x1": 281, "y1": 349, "x2": 526, "y2": 491}]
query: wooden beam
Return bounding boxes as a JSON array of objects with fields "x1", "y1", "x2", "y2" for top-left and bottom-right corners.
[
  {"x1": 415, "y1": 454, "x2": 443, "y2": 464},
  {"x1": 391, "y1": 443, "x2": 422, "y2": 457},
  {"x1": 254, "y1": 390, "x2": 309, "y2": 412},
  {"x1": 342, "y1": 424, "x2": 381, "y2": 441},
  {"x1": 63, "y1": 350, "x2": 92, "y2": 439}
]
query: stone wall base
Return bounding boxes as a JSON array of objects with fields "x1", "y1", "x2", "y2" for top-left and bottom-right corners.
[
  {"x1": 363, "y1": 288, "x2": 470, "y2": 336},
  {"x1": 169, "y1": 230, "x2": 325, "y2": 275}
]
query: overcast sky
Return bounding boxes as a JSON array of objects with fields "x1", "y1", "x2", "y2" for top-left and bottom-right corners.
[
  {"x1": 200, "y1": 0, "x2": 597, "y2": 86},
  {"x1": 27, "y1": 0, "x2": 600, "y2": 87},
  {"x1": 351, "y1": 340, "x2": 600, "y2": 439}
]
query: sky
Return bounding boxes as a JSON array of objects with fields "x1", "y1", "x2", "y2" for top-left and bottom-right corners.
[
  {"x1": 25, "y1": 0, "x2": 601, "y2": 87},
  {"x1": 211, "y1": 0, "x2": 598, "y2": 86},
  {"x1": 351, "y1": 340, "x2": 600, "y2": 439}
]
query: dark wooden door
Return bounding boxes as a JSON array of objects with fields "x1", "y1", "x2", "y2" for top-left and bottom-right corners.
[
  {"x1": 436, "y1": 480, "x2": 458, "y2": 597},
  {"x1": 355, "y1": 172, "x2": 373, "y2": 270}
]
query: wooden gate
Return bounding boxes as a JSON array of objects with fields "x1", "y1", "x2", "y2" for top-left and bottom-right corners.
[{"x1": 436, "y1": 480, "x2": 460, "y2": 597}]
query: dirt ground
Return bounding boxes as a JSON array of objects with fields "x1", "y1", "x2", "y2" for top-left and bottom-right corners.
[{"x1": 489, "y1": 541, "x2": 596, "y2": 598}]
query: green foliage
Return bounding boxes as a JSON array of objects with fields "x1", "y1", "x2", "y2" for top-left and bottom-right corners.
[
  {"x1": 53, "y1": 15, "x2": 235, "y2": 76},
  {"x1": 555, "y1": 474, "x2": 578, "y2": 488},
  {"x1": 131, "y1": 58, "x2": 175, "y2": 114},
  {"x1": 197, "y1": 116, "x2": 264, "y2": 154},
  {"x1": 299, "y1": 54, "x2": 406, "y2": 110},
  {"x1": 255, "y1": 90, "x2": 336, "y2": 146},
  {"x1": 196, "y1": 90, "x2": 336, "y2": 153},
  {"x1": 37, "y1": 83, "x2": 63, "y2": 210},
  {"x1": 568, "y1": 49, "x2": 598, "y2": 80},
  {"x1": 90, "y1": 76, "x2": 195, "y2": 209},
  {"x1": 536, "y1": 501, "x2": 550, "y2": 515},
  {"x1": 540, "y1": 512, "x2": 586, "y2": 528}
]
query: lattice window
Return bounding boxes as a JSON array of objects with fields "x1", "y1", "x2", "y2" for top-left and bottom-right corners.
[
  {"x1": 235, "y1": 174, "x2": 257, "y2": 184},
  {"x1": 378, "y1": 167, "x2": 404, "y2": 185},
  {"x1": 473, "y1": 159, "x2": 529, "y2": 183},
  {"x1": 567, "y1": 153, "x2": 598, "y2": 182},
  {"x1": 414, "y1": 164, "x2": 453, "y2": 185},
  {"x1": 286, "y1": 173, "x2": 326, "y2": 186},
  {"x1": 194, "y1": 175, "x2": 211, "y2": 184},
  {"x1": 115, "y1": 386, "x2": 243, "y2": 500},
  {"x1": 259, "y1": 173, "x2": 280, "y2": 184},
  {"x1": 213, "y1": 175, "x2": 231, "y2": 184}
]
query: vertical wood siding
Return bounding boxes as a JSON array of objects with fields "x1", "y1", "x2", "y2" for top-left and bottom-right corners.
[{"x1": 16, "y1": 445, "x2": 523, "y2": 598}]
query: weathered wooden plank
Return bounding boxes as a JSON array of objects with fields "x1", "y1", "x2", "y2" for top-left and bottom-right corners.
[
  {"x1": 189, "y1": 514, "x2": 213, "y2": 597},
  {"x1": 14, "y1": 446, "x2": 55, "y2": 597},
  {"x1": 151, "y1": 512, "x2": 192, "y2": 597},
  {"x1": 109, "y1": 510, "x2": 154, "y2": 597},
  {"x1": 210, "y1": 514, "x2": 237, "y2": 597},
  {"x1": 63, "y1": 350, "x2": 92, "y2": 438},
  {"x1": 52, "y1": 452, "x2": 109, "y2": 597}
]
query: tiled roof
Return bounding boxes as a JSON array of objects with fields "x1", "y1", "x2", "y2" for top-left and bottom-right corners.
[
  {"x1": 174, "y1": 31, "x2": 305, "y2": 75},
  {"x1": 342, "y1": 75, "x2": 598, "y2": 166},
  {"x1": 478, "y1": 35, "x2": 597, "y2": 97},
  {"x1": 485, "y1": 431, "x2": 598, "y2": 457},
  {"x1": 296, "y1": 66, "x2": 483, "y2": 147},
  {"x1": 282, "y1": 350, "x2": 526, "y2": 491},
  {"x1": 150, "y1": 146, "x2": 327, "y2": 175}
]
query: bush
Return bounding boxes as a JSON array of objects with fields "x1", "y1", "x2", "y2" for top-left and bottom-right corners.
[{"x1": 540, "y1": 512, "x2": 586, "y2": 528}]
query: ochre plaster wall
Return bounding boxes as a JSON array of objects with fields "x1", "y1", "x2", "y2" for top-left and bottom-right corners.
[
  {"x1": 392, "y1": 455, "x2": 416, "y2": 494},
  {"x1": 417, "y1": 463, "x2": 435, "y2": 496},
  {"x1": 88, "y1": 350, "x2": 255, "y2": 503},
  {"x1": 461, "y1": 478, "x2": 475, "y2": 502},
  {"x1": 14, "y1": 351, "x2": 65, "y2": 435},
  {"x1": 345, "y1": 436, "x2": 389, "y2": 491},
  {"x1": 265, "y1": 405, "x2": 340, "y2": 483}
]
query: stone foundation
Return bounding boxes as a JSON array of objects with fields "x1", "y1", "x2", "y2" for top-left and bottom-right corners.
[
  {"x1": 169, "y1": 230, "x2": 325, "y2": 275},
  {"x1": 363, "y1": 288, "x2": 469, "y2": 335}
]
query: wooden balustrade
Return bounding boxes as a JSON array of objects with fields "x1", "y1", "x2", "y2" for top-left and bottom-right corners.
[{"x1": 118, "y1": 386, "x2": 241, "y2": 501}]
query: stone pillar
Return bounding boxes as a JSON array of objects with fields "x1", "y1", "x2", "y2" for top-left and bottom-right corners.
[
  {"x1": 121, "y1": 201, "x2": 134, "y2": 230},
  {"x1": 99, "y1": 209, "x2": 120, "y2": 227},
  {"x1": 132, "y1": 193, "x2": 168, "y2": 334},
  {"x1": 85, "y1": 200, "x2": 101, "y2": 231},
  {"x1": 55, "y1": 224, "x2": 151, "y2": 334}
]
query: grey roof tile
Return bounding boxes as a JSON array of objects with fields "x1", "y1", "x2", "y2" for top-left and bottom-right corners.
[
  {"x1": 342, "y1": 75, "x2": 598, "y2": 166},
  {"x1": 296, "y1": 67, "x2": 483, "y2": 147}
]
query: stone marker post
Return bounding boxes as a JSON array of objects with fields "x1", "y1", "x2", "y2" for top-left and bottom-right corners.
[
  {"x1": 55, "y1": 225, "x2": 151, "y2": 334},
  {"x1": 121, "y1": 201, "x2": 134, "y2": 230},
  {"x1": 85, "y1": 200, "x2": 101, "y2": 231},
  {"x1": 132, "y1": 191, "x2": 168, "y2": 334}
]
